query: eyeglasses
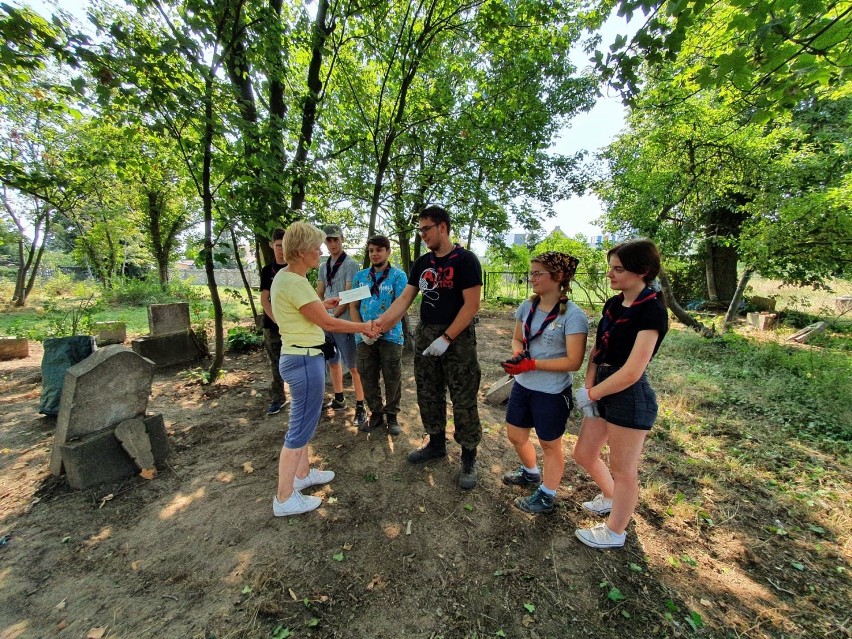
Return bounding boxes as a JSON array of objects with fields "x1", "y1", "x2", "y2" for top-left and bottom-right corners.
[
  {"x1": 529, "y1": 270, "x2": 550, "y2": 279},
  {"x1": 417, "y1": 223, "x2": 438, "y2": 235}
]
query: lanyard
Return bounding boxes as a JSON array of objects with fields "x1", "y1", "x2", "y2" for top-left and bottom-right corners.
[
  {"x1": 523, "y1": 296, "x2": 559, "y2": 351},
  {"x1": 325, "y1": 251, "x2": 347, "y2": 287},
  {"x1": 369, "y1": 266, "x2": 390, "y2": 297}
]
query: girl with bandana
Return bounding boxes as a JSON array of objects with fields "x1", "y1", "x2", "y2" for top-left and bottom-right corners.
[
  {"x1": 500, "y1": 252, "x2": 589, "y2": 514},
  {"x1": 573, "y1": 239, "x2": 668, "y2": 548}
]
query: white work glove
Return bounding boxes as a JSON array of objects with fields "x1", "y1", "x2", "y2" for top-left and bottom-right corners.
[
  {"x1": 360, "y1": 334, "x2": 377, "y2": 345},
  {"x1": 575, "y1": 387, "x2": 596, "y2": 410},
  {"x1": 581, "y1": 403, "x2": 600, "y2": 418},
  {"x1": 422, "y1": 336, "x2": 450, "y2": 357}
]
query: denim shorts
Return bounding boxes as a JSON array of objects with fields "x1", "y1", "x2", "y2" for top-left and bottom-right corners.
[
  {"x1": 595, "y1": 365, "x2": 658, "y2": 430},
  {"x1": 327, "y1": 331, "x2": 357, "y2": 369},
  {"x1": 505, "y1": 381, "x2": 573, "y2": 442}
]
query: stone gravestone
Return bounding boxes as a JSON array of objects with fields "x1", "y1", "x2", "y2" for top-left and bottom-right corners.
[
  {"x1": 49, "y1": 345, "x2": 169, "y2": 489},
  {"x1": 485, "y1": 374, "x2": 515, "y2": 406},
  {"x1": 147, "y1": 303, "x2": 191, "y2": 336},
  {"x1": 131, "y1": 302, "x2": 205, "y2": 368}
]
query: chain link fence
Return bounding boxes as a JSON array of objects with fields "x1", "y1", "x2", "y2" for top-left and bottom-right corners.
[{"x1": 483, "y1": 270, "x2": 610, "y2": 309}]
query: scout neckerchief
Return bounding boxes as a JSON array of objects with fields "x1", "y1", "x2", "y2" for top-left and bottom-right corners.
[
  {"x1": 325, "y1": 251, "x2": 347, "y2": 287},
  {"x1": 369, "y1": 265, "x2": 390, "y2": 297},
  {"x1": 271, "y1": 261, "x2": 286, "y2": 277},
  {"x1": 591, "y1": 286, "x2": 657, "y2": 364},
  {"x1": 522, "y1": 295, "x2": 560, "y2": 351},
  {"x1": 429, "y1": 244, "x2": 463, "y2": 286}
]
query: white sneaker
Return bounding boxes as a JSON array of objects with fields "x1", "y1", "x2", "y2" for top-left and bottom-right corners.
[
  {"x1": 575, "y1": 523, "x2": 626, "y2": 549},
  {"x1": 293, "y1": 468, "x2": 335, "y2": 491},
  {"x1": 582, "y1": 493, "x2": 613, "y2": 516},
  {"x1": 273, "y1": 490, "x2": 322, "y2": 517}
]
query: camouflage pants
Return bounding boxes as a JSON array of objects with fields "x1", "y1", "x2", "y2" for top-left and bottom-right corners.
[
  {"x1": 263, "y1": 327, "x2": 285, "y2": 402},
  {"x1": 356, "y1": 339, "x2": 403, "y2": 416},
  {"x1": 414, "y1": 322, "x2": 482, "y2": 450}
]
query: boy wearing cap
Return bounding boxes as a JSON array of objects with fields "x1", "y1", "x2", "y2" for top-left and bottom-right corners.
[
  {"x1": 259, "y1": 228, "x2": 288, "y2": 415},
  {"x1": 350, "y1": 235, "x2": 408, "y2": 435},
  {"x1": 317, "y1": 224, "x2": 367, "y2": 428}
]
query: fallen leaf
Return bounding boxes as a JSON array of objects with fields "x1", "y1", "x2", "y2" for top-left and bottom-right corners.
[
  {"x1": 99, "y1": 494, "x2": 114, "y2": 509},
  {"x1": 139, "y1": 467, "x2": 157, "y2": 480},
  {"x1": 55, "y1": 599, "x2": 66, "y2": 610},
  {"x1": 131, "y1": 561, "x2": 141, "y2": 571},
  {"x1": 242, "y1": 462, "x2": 254, "y2": 474},
  {"x1": 87, "y1": 627, "x2": 107, "y2": 639},
  {"x1": 405, "y1": 520, "x2": 412, "y2": 535},
  {"x1": 418, "y1": 506, "x2": 426, "y2": 513},
  {"x1": 700, "y1": 598, "x2": 712, "y2": 607},
  {"x1": 327, "y1": 496, "x2": 338, "y2": 504},
  {"x1": 342, "y1": 542, "x2": 353, "y2": 551},
  {"x1": 57, "y1": 619, "x2": 68, "y2": 630},
  {"x1": 288, "y1": 588, "x2": 298, "y2": 600}
]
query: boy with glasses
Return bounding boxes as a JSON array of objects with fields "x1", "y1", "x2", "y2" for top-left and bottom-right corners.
[{"x1": 377, "y1": 205, "x2": 483, "y2": 489}]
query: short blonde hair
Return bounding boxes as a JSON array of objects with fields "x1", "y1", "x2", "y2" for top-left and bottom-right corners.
[{"x1": 283, "y1": 221, "x2": 324, "y2": 263}]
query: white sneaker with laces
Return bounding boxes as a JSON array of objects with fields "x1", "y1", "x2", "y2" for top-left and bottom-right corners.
[
  {"x1": 575, "y1": 523, "x2": 626, "y2": 548},
  {"x1": 582, "y1": 493, "x2": 613, "y2": 516},
  {"x1": 293, "y1": 468, "x2": 335, "y2": 491},
  {"x1": 273, "y1": 490, "x2": 322, "y2": 517}
]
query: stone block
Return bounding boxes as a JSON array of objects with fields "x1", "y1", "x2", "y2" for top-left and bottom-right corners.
[
  {"x1": 95, "y1": 321, "x2": 126, "y2": 346},
  {"x1": 60, "y1": 414, "x2": 170, "y2": 490},
  {"x1": 131, "y1": 331, "x2": 204, "y2": 368},
  {"x1": 50, "y1": 345, "x2": 155, "y2": 475},
  {"x1": 0, "y1": 337, "x2": 28, "y2": 360},
  {"x1": 147, "y1": 303, "x2": 191, "y2": 336},
  {"x1": 484, "y1": 374, "x2": 514, "y2": 406},
  {"x1": 747, "y1": 312, "x2": 777, "y2": 330}
]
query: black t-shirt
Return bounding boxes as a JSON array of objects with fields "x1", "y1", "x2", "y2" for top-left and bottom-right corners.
[
  {"x1": 260, "y1": 261, "x2": 286, "y2": 330},
  {"x1": 593, "y1": 295, "x2": 668, "y2": 367},
  {"x1": 408, "y1": 245, "x2": 482, "y2": 325}
]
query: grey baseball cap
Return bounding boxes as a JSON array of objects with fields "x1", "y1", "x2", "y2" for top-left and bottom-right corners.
[{"x1": 322, "y1": 224, "x2": 343, "y2": 238}]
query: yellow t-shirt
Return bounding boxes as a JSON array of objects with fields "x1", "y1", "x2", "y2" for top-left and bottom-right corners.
[{"x1": 270, "y1": 271, "x2": 325, "y2": 353}]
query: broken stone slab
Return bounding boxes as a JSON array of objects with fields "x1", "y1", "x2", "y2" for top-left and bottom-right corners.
[
  {"x1": 50, "y1": 345, "x2": 155, "y2": 476},
  {"x1": 0, "y1": 337, "x2": 29, "y2": 360},
  {"x1": 484, "y1": 374, "x2": 514, "y2": 406},
  {"x1": 130, "y1": 331, "x2": 205, "y2": 368},
  {"x1": 60, "y1": 414, "x2": 170, "y2": 490},
  {"x1": 115, "y1": 417, "x2": 155, "y2": 470},
  {"x1": 788, "y1": 321, "x2": 827, "y2": 344},
  {"x1": 147, "y1": 303, "x2": 190, "y2": 336}
]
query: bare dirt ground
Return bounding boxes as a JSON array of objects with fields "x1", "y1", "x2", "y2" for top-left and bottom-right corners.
[{"x1": 1, "y1": 313, "x2": 849, "y2": 639}]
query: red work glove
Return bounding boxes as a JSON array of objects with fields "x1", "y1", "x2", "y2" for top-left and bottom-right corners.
[{"x1": 501, "y1": 352, "x2": 536, "y2": 375}]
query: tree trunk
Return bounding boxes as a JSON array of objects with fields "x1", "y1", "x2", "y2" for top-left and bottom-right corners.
[
  {"x1": 721, "y1": 267, "x2": 755, "y2": 333},
  {"x1": 658, "y1": 270, "x2": 714, "y2": 337},
  {"x1": 229, "y1": 225, "x2": 259, "y2": 320}
]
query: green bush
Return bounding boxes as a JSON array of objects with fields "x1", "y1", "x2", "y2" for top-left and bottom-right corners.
[
  {"x1": 665, "y1": 257, "x2": 706, "y2": 304},
  {"x1": 107, "y1": 275, "x2": 205, "y2": 306},
  {"x1": 226, "y1": 326, "x2": 262, "y2": 352}
]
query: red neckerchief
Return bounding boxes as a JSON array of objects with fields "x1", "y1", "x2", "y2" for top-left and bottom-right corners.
[
  {"x1": 369, "y1": 265, "x2": 390, "y2": 297},
  {"x1": 523, "y1": 296, "x2": 560, "y2": 351},
  {"x1": 428, "y1": 244, "x2": 463, "y2": 285},
  {"x1": 325, "y1": 251, "x2": 347, "y2": 287},
  {"x1": 591, "y1": 287, "x2": 657, "y2": 364}
]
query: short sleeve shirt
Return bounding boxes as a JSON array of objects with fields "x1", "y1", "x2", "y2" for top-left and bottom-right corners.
[
  {"x1": 352, "y1": 265, "x2": 408, "y2": 345},
  {"x1": 513, "y1": 300, "x2": 589, "y2": 394},
  {"x1": 594, "y1": 295, "x2": 668, "y2": 367},
  {"x1": 260, "y1": 262, "x2": 286, "y2": 329},
  {"x1": 408, "y1": 246, "x2": 482, "y2": 325},
  {"x1": 270, "y1": 271, "x2": 325, "y2": 352},
  {"x1": 320, "y1": 253, "x2": 359, "y2": 321}
]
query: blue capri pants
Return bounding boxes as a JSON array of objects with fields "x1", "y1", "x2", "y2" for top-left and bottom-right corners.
[{"x1": 279, "y1": 353, "x2": 325, "y2": 449}]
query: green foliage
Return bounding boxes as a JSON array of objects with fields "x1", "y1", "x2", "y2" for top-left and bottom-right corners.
[
  {"x1": 226, "y1": 326, "x2": 262, "y2": 352},
  {"x1": 106, "y1": 275, "x2": 204, "y2": 307},
  {"x1": 665, "y1": 257, "x2": 706, "y2": 303}
]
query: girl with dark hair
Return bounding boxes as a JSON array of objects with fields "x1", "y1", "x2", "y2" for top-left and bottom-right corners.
[
  {"x1": 500, "y1": 252, "x2": 588, "y2": 513},
  {"x1": 573, "y1": 239, "x2": 668, "y2": 548}
]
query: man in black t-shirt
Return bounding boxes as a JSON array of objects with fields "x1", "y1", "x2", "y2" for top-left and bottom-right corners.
[
  {"x1": 260, "y1": 228, "x2": 288, "y2": 415},
  {"x1": 377, "y1": 205, "x2": 483, "y2": 489}
]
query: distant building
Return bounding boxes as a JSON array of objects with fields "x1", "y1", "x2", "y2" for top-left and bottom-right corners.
[{"x1": 512, "y1": 233, "x2": 526, "y2": 246}]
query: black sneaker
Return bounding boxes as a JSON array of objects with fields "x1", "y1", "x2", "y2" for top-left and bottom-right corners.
[
  {"x1": 354, "y1": 405, "x2": 368, "y2": 429},
  {"x1": 386, "y1": 415, "x2": 401, "y2": 436},
  {"x1": 502, "y1": 467, "x2": 541, "y2": 487},
  {"x1": 361, "y1": 411, "x2": 383, "y2": 432},
  {"x1": 514, "y1": 487, "x2": 555, "y2": 514},
  {"x1": 407, "y1": 436, "x2": 447, "y2": 464},
  {"x1": 325, "y1": 397, "x2": 346, "y2": 410},
  {"x1": 267, "y1": 400, "x2": 285, "y2": 415},
  {"x1": 459, "y1": 447, "x2": 477, "y2": 490}
]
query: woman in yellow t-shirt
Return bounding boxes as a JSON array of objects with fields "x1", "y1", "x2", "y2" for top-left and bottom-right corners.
[{"x1": 269, "y1": 222, "x2": 380, "y2": 517}]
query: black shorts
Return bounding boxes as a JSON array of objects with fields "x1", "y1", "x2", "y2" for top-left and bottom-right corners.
[
  {"x1": 596, "y1": 365, "x2": 657, "y2": 430},
  {"x1": 505, "y1": 381, "x2": 573, "y2": 441}
]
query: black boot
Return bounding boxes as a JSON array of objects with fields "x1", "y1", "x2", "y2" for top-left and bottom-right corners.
[
  {"x1": 407, "y1": 434, "x2": 447, "y2": 464},
  {"x1": 459, "y1": 447, "x2": 477, "y2": 490}
]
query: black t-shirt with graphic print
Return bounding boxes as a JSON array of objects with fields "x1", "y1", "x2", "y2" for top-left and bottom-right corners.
[
  {"x1": 593, "y1": 294, "x2": 669, "y2": 367},
  {"x1": 408, "y1": 246, "x2": 482, "y2": 325}
]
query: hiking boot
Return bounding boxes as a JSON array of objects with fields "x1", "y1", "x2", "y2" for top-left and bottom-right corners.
[
  {"x1": 273, "y1": 490, "x2": 321, "y2": 517},
  {"x1": 575, "y1": 523, "x2": 626, "y2": 549},
  {"x1": 407, "y1": 435, "x2": 447, "y2": 464},
  {"x1": 502, "y1": 467, "x2": 541, "y2": 487},
  {"x1": 267, "y1": 400, "x2": 285, "y2": 415},
  {"x1": 582, "y1": 493, "x2": 613, "y2": 516},
  {"x1": 362, "y1": 412, "x2": 384, "y2": 432},
  {"x1": 514, "y1": 487, "x2": 555, "y2": 514},
  {"x1": 354, "y1": 404, "x2": 368, "y2": 429},
  {"x1": 325, "y1": 396, "x2": 346, "y2": 410},
  {"x1": 459, "y1": 447, "x2": 477, "y2": 490},
  {"x1": 386, "y1": 415, "x2": 401, "y2": 436},
  {"x1": 293, "y1": 468, "x2": 335, "y2": 491}
]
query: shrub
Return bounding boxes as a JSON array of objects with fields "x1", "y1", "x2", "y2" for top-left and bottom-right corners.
[
  {"x1": 665, "y1": 257, "x2": 706, "y2": 304},
  {"x1": 226, "y1": 326, "x2": 262, "y2": 352}
]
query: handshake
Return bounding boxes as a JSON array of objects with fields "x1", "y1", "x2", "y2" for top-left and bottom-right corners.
[
  {"x1": 574, "y1": 386, "x2": 599, "y2": 419},
  {"x1": 360, "y1": 318, "x2": 383, "y2": 341}
]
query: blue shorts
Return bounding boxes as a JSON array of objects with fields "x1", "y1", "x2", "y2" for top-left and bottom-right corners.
[
  {"x1": 279, "y1": 354, "x2": 325, "y2": 448},
  {"x1": 327, "y1": 331, "x2": 357, "y2": 369},
  {"x1": 595, "y1": 365, "x2": 657, "y2": 430},
  {"x1": 505, "y1": 381, "x2": 573, "y2": 442}
]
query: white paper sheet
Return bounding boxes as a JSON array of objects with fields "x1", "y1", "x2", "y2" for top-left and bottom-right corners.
[{"x1": 338, "y1": 285, "x2": 371, "y2": 304}]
